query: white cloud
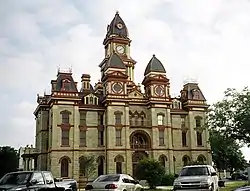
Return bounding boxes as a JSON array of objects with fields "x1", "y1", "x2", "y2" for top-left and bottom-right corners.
[{"x1": 1, "y1": 0, "x2": 250, "y2": 159}]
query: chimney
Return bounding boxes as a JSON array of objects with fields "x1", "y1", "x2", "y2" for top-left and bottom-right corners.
[{"x1": 81, "y1": 74, "x2": 91, "y2": 90}]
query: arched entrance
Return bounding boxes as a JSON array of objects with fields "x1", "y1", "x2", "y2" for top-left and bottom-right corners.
[
  {"x1": 132, "y1": 151, "x2": 148, "y2": 178},
  {"x1": 130, "y1": 130, "x2": 151, "y2": 150}
]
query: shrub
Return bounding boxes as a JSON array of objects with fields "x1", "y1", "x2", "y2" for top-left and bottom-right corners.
[
  {"x1": 160, "y1": 174, "x2": 175, "y2": 186},
  {"x1": 135, "y1": 158, "x2": 165, "y2": 189}
]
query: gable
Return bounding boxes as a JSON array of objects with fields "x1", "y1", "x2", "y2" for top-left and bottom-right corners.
[
  {"x1": 128, "y1": 89, "x2": 144, "y2": 99},
  {"x1": 107, "y1": 71, "x2": 128, "y2": 79}
]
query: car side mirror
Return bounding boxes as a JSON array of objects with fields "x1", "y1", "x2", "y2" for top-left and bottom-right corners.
[
  {"x1": 211, "y1": 172, "x2": 217, "y2": 176},
  {"x1": 174, "y1": 174, "x2": 179, "y2": 178},
  {"x1": 27, "y1": 179, "x2": 38, "y2": 187},
  {"x1": 134, "y1": 180, "x2": 139, "y2": 184}
]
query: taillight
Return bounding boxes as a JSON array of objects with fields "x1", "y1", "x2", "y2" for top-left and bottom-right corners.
[
  {"x1": 105, "y1": 184, "x2": 118, "y2": 189},
  {"x1": 85, "y1": 185, "x2": 93, "y2": 190}
]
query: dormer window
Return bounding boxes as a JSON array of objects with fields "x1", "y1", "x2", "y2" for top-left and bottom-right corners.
[
  {"x1": 62, "y1": 79, "x2": 71, "y2": 91},
  {"x1": 90, "y1": 97, "x2": 93, "y2": 104},
  {"x1": 192, "y1": 89, "x2": 200, "y2": 99},
  {"x1": 84, "y1": 95, "x2": 99, "y2": 105}
]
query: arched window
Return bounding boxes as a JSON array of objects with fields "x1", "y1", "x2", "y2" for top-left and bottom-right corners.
[
  {"x1": 159, "y1": 155, "x2": 167, "y2": 167},
  {"x1": 197, "y1": 155, "x2": 206, "y2": 164},
  {"x1": 97, "y1": 156, "x2": 104, "y2": 176},
  {"x1": 182, "y1": 155, "x2": 190, "y2": 166},
  {"x1": 130, "y1": 131, "x2": 151, "y2": 149},
  {"x1": 114, "y1": 155, "x2": 124, "y2": 174},
  {"x1": 60, "y1": 156, "x2": 71, "y2": 178}
]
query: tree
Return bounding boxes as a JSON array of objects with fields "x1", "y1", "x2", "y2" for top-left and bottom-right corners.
[
  {"x1": 208, "y1": 87, "x2": 250, "y2": 146},
  {"x1": 79, "y1": 155, "x2": 97, "y2": 183},
  {"x1": 209, "y1": 129, "x2": 246, "y2": 174},
  {"x1": 135, "y1": 158, "x2": 165, "y2": 189},
  {"x1": 0, "y1": 146, "x2": 19, "y2": 178}
]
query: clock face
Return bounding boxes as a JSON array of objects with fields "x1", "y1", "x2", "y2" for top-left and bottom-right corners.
[
  {"x1": 112, "y1": 82, "x2": 123, "y2": 94},
  {"x1": 116, "y1": 23, "x2": 123, "y2": 29},
  {"x1": 154, "y1": 85, "x2": 165, "y2": 96},
  {"x1": 116, "y1": 45, "x2": 125, "y2": 54}
]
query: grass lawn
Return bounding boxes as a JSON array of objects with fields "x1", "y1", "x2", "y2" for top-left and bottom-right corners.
[
  {"x1": 219, "y1": 181, "x2": 248, "y2": 191},
  {"x1": 146, "y1": 181, "x2": 248, "y2": 191}
]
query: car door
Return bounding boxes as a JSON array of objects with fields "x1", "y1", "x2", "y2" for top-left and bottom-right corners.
[
  {"x1": 28, "y1": 172, "x2": 47, "y2": 191},
  {"x1": 122, "y1": 176, "x2": 134, "y2": 191},
  {"x1": 210, "y1": 167, "x2": 218, "y2": 190},
  {"x1": 42, "y1": 172, "x2": 55, "y2": 188},
  {"x1": 126, "y1": 175, "x2": 139, "y2": 191}
]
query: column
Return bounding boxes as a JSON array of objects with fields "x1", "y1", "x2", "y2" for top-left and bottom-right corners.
[{"x1": 166, "y1": 108, "x2": 174, "y2": 174}]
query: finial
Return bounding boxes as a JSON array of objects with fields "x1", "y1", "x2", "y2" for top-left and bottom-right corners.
[
  {"x1": 153, "y1": 54, "x2": 155, "y2": 57},
  {"x1": 116, "y1": 10, "x2": 119, "y2": 15}
]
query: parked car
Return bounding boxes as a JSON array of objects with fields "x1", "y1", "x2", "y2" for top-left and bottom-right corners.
[
  {"x1": 0, "y1": 171, "x2": 77, "y2": 191},
  {"x1": 173, "y1": 165, "x2": 219, "y2": 191},
  {"x1": 231, "y1": 172, "x2": 248, "y2": 180},
  {"x1": 85, "y1": 174, "x2": 144, "y2": 191}
]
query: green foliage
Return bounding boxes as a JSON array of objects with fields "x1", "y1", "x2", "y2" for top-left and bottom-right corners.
[
  {"x1": 160, "y1": 174, "x2": 175, "y2": 186},
  {"x1": 79, "y1": 155, "x2": 97, "y2": 182},
  {"x1": 208, "y1": 87, "x2": 250, "y2": 145},
  {"x1": 0, "y1": 146, "x2": 19, "y2": 178},
  {"x1": 135, "y1": 158, "x2": 165, "y2": 189},
  {"x1": 187, "y1": 161, "x2": 207, "y2": 165},
  {"x1": 209, "y1": 126, "x2": 246, "y2": 172}
]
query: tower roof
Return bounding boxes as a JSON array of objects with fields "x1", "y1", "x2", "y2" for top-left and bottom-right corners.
[
  {"x1": 144, "y1": 54, "x2": 166, "y2": 75},
  {"x1": 106, "y1": 11, "x2": 129, "y2": 38},
  {"x1": 104, "y1": 52, "x2": 126, "y2": 70}
]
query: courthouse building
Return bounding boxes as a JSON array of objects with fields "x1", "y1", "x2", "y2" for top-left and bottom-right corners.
[{"x1": 27, "y1": 12, "x2": 212, "y2": 181}]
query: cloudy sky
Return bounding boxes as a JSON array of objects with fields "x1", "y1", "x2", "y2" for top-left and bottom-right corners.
[{"x1": 1, "y1": 0, "x2": 250, "y2": 160}]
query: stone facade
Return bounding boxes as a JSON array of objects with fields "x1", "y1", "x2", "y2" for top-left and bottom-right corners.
[{"x1": 31, "y1": 12, "x2": 212, "y2": 182}]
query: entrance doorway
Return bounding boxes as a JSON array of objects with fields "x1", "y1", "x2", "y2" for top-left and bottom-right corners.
[{"x1": 132, "y1": 151, "x2": 148, "y2": 178}]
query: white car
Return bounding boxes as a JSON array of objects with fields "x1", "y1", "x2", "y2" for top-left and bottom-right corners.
[
  {"x1": 85, "y1": 174, "x2": 144, "y2": 191},
  {"x1": 173, "y1": 165, "x2": 219, "y2": 191}
]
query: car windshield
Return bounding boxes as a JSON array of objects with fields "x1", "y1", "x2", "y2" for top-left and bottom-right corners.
[
  {"x1": 94, "y1": 175, "x2": 120, "y2": 182},
  {"x1": 179, "y1": 167, "x2": 209, "y2": 176},
  {"x1": 0, "y1": 172, "x2": 32, "y2": 185}
]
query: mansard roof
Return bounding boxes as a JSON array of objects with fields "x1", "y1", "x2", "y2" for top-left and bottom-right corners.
[{"x1": 105, "y1": 11, "x2": 129, "y2": 39}]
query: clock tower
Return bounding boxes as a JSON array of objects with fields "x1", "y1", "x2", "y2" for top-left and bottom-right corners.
[{"x1": 99, "y1": 11, "x2": 136, "y2": 83}]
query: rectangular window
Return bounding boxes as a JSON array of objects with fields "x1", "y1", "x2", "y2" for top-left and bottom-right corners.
[
  {"x1": 181, "y1": 116, "x2": 185, "y2": 128},
  {"x1": 115, "y1": 114, "x2": 122, "y2": 125},
  {"x1": 196, "y1": 119, "x2": 201, "y2": 128},
  {"x1": 116, "y1": 162, "x2": 122, "y2": 174},
  {"x1": 62, "y1": 113, "x2": 69, "y2": 124},
  {"x1": 98, "y1": 113, "x2": 104, "y2": 125},
  {"x1": 80, "y1": 111, "x2": 86, "y2": 126},
  {"x1": 116, "y1": 129, "x2": 122, "y2": 146},
  {"x1": 61, "y1": 129, "x2": 69, "y2": 146},
  {"x1": 90, "y1": 97, "x2": 93, "y2": 104},
  {"x1": 159, "y1": 130, "x2": 164, "y2": 145},
  {"x1": 157, "y1": 115, "x2": 163, "y2": 125},
  {"x1": 141, "y1": 117, "x2": 144, "y2": 126},
  {"x1": 182, "y1": 131, "x2": 187, "y2": 147},
  {"x1": 79, "y1": 130, "x2": 86, "y2": 147},
  {"x1": 98, "y1": 129, "x2": 104, "y2": 146},
  {"x1": 197, "y1": 132, "x2": 203, "y2": 146}
]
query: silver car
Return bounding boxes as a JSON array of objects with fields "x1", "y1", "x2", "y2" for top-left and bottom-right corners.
[
  {"x1": 85, "y1": 174, "x2": 144, "y2": 191},
  {"x1": 173, "y1": 165, "x2": 219, "y2": 191}
]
